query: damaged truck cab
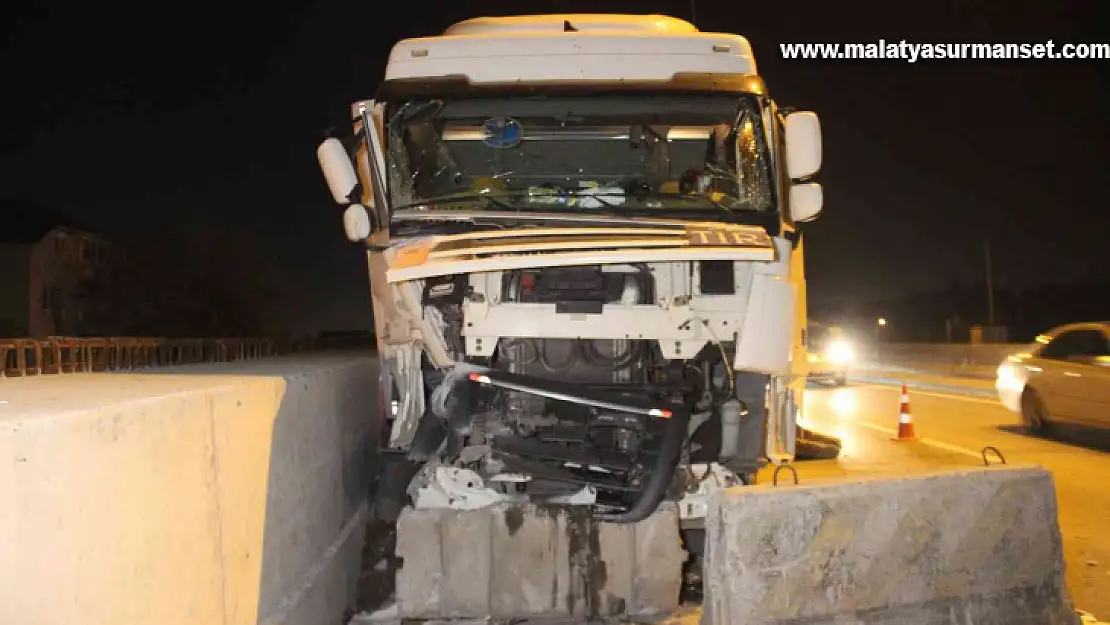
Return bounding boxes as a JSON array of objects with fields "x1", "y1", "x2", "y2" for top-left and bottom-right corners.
[{"x1": 317, "y1": 14, "x2": 823, "y2": 527}]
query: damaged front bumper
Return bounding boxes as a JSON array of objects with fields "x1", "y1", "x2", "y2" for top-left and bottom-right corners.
[{"x1": 422, "y1": 368, "x2": 693, "y2": 523}]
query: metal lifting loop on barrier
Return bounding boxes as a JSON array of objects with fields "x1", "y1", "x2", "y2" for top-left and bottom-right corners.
[
  {"x1": 772, "y1": 463, "x2": 799, "y2": 486},
  {"x1": 981, "y1": 446, "x2": 1007, "y2": 466}
]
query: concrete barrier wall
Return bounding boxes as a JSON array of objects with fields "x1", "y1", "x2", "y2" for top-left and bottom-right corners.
[
  {"x1": 703, "y1": 465, "x2": 1080, "y2": 625},
  {"x1": 876, "y1": 342, "x2": 1024, "y2": 366},
  {"x1": 0, "y1": 353, "x2": 379, "y2": 625},
  {"x1": 863, "y1": 342, "x2": 1025, "y2": 379}
]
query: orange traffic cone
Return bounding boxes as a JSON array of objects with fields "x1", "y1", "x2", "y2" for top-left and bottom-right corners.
[{"x1": 894, "y1": 384, "x2": 917, "y2": 440}]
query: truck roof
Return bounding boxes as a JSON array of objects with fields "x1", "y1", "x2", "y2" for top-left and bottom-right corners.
[
  {"x1": 384, "y1": 13, "x2": 757, "y2": 86},
  {"x1": 444, "y1": 14, "x2": 698, "y2": 36}
]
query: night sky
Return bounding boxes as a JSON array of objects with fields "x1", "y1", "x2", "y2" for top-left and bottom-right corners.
[{"x1": 3, "y1": 0, "x2": 1108, "y2": 335}]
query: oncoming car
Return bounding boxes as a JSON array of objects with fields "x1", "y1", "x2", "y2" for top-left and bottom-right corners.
[
  {"x1": 996, "y1": 321, "x2": 1110, "y2": 432},
  {"x1": 806, "y1": 321, "x2": 855, "y2": 386}
]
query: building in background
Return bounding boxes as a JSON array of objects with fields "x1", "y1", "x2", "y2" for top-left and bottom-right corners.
[{"x1": 0, "y1": 201, "x2": 108, "y2": 337}]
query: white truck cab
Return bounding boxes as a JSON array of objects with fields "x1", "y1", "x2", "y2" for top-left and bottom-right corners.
[{"x1": 317, "y1": 13, "x2": 823, "y2": 525}]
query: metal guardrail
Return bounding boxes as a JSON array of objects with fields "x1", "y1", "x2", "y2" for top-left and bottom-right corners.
[{"x1": 0, "y1": 337, "x2": 278, "y2": 378}]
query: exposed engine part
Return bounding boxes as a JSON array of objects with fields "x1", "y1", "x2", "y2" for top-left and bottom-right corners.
[
  {"x1": 416, "y1": 358, "x2": 702, "y2": 520},
  {"x1": 674, "y1": 462, "x2": 744, "y2": 522},
  {"x1": 428, "y1": 362, "x2": 488, "y2": 419},
  {"x1": 410, "y1": 464, "x2": 598, "y2": 510},
  {"x1": 717, "y1": 398, "x2": 746, "y2": 462},
  {"x1": 503, "y1": 264, "x2": 654, "y2": 313},
  {"x1": 594, "y1": 394, "x2": 691, "y2": 523},
  {"x1": 396, "y1": 261, "x2": 777, "y2": 523}
]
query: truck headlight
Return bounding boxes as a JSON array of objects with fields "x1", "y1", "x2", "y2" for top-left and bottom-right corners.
[{"x1": 825, "y1": 340, "x2": 854, "y2": 364}]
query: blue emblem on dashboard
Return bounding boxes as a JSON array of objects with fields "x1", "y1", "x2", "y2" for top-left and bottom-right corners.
[{"x1": 482, "y1": 117, "x2": 523, "y2": 148}]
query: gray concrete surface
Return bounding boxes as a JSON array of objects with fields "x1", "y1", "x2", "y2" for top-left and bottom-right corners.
[
  {"x1": 395, "y1": 503, "x2": 685, "y2": 621},
  {"x1": 249, "y1": 356, "x2": 379, "y2": 625},
  {"x1": 799, "y1": 382, "x2": 1110, "y2": 620},
  {"x1": 0, "y1": 354, "x2": 378, "y2": 625},
  {"x1": 702, "y1": 465, "x2": 1079, "y2": 625}
]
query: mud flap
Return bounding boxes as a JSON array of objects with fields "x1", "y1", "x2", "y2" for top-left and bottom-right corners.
[
  {"x1": 394, "y1": 503, "x2": 685, "y2": 621},
  {"x1": 702, "y1": 465, "x2": 1081, "y2": 625}
]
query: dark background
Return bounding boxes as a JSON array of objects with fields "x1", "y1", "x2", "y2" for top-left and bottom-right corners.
[{"x1": 3, "y1": 0, "x2": 1108, "y2": 340}]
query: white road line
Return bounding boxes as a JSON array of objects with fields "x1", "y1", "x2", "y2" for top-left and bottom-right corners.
[
  {"x1": 853, "y1": 421, "x2": 986, "y2": 460},
  {"x1": 859, "y1": 383, "x2": 1003, "y2": 406}
]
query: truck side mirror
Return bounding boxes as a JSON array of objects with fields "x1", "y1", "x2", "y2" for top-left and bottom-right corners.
[
  {"x1": 783, "y1": 111, "x2": 822, "y2": 180},
  {"x1": 343, "y1": 204, "x2": 373, "y2": 242},
  {"x1": 317, "y1": 138, "x2": 360, "y2": 205},
  {"x1": 790, "y1": 182, "x2": 823, "y2": 222}
]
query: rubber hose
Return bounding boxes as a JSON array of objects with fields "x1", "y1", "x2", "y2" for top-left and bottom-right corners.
[{"x1": 593, "y1": 405, "x2": 690, "y2": 523}]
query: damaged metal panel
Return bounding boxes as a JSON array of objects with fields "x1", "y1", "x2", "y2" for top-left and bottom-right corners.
[
  {"x1": 395, "y1": 503, "x2": 685, "y2": 621},
  {"x1": 381, "y1": 342, "x2": 426, "y2": 448},
  {"x1": 384, "y1": 224, "x2": 774, "y2": 283}
]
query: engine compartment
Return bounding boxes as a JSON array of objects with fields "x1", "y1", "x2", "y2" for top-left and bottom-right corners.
[{"x1": 409, "y1": 262, "x2": 770, "y2": 519}]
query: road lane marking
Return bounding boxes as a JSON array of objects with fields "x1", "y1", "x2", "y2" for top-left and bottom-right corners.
[
  {"x1": 853, "y1": 421, "x2": 986, "y2": 460},
  {"x1": 859, "y1": 384, "x2": 1003, "y2": 406}
]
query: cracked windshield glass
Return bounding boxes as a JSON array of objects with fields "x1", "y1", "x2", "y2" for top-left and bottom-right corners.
[{"x1": 385, "y1": 94, "x2": 773, "y2": 216}]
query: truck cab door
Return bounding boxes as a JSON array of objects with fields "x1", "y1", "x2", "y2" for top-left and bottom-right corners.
[
  {"x1": 348, "y1": 101, "x2": 406, "y2": 357},
  {"x1": 351, "y1": 100, "x2": 389, "y2": 239}
]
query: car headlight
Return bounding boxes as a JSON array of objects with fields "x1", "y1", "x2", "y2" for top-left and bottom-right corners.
[
  {"x1": 825, "y1": 340, "x2": 854, "y2": 364},
  {"x1": 995, "y1": 363, "x2": 1024, "y2": 391}
]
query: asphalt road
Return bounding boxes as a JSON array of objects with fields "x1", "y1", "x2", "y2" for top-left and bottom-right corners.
[{"x1": 787, "y1": 379, "x2": 1110, "y2": 620}]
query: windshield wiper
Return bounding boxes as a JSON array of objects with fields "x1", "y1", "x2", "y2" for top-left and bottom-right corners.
[
  {"x1": 565, "y1": 189, "x2": 738, "y2": 214},
  {"x1": 391, "y1": 191, "x2": 520, "y2": 212},
  {"x1": 393, "y1": 188, "x2": 744, "y2": 216},
  {"x1": 673, "y1": 192, "x2": 737, "y2": 213},
  {"x1": 563, "y1": 188, "x2": 619, "y2": 209}
]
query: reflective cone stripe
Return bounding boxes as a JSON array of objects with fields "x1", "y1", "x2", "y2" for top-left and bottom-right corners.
[{"x1": 896, "y1": 384, "x2": 916, "y2": 440}]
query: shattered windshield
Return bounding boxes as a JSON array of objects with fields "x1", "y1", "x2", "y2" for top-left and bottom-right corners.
[{"x1": 384, "y1": 93, "x2": 774, "y2": 216}]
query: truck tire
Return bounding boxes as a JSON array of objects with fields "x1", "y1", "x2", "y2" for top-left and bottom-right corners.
[
  {"x1": 1020, "y1": 388, "x2": 1050, "y2": 435},
  {"x1": 369, "y1": 453, "x2": 420, "y2": 524},
  {"x1": 795, "y1": 426, "x2": 842, "y2": 460}
]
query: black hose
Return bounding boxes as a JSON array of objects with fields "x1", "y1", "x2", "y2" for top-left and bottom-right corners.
[{"x1": 594, "y1": 406, "x2": 690, "y2": 523}]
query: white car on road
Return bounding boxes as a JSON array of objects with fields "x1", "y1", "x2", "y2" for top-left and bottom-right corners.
[{"x1": 996, "y1": 321, "x2": 1110, "y2": 432}]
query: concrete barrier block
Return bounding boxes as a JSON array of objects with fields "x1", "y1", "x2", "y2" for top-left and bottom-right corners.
[
  {"x1": 254, "y1": 358, "x2": 379, "y2": 625},
  {"x1": 0, "y1": 354, "x2": 378, "y2": 625},
  {"x1": 395, "y1": 503, "x2": 684, "y2": 621},
  {"x1": 702, "y1": 465, "x2": 1080, "y2": 625}
]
